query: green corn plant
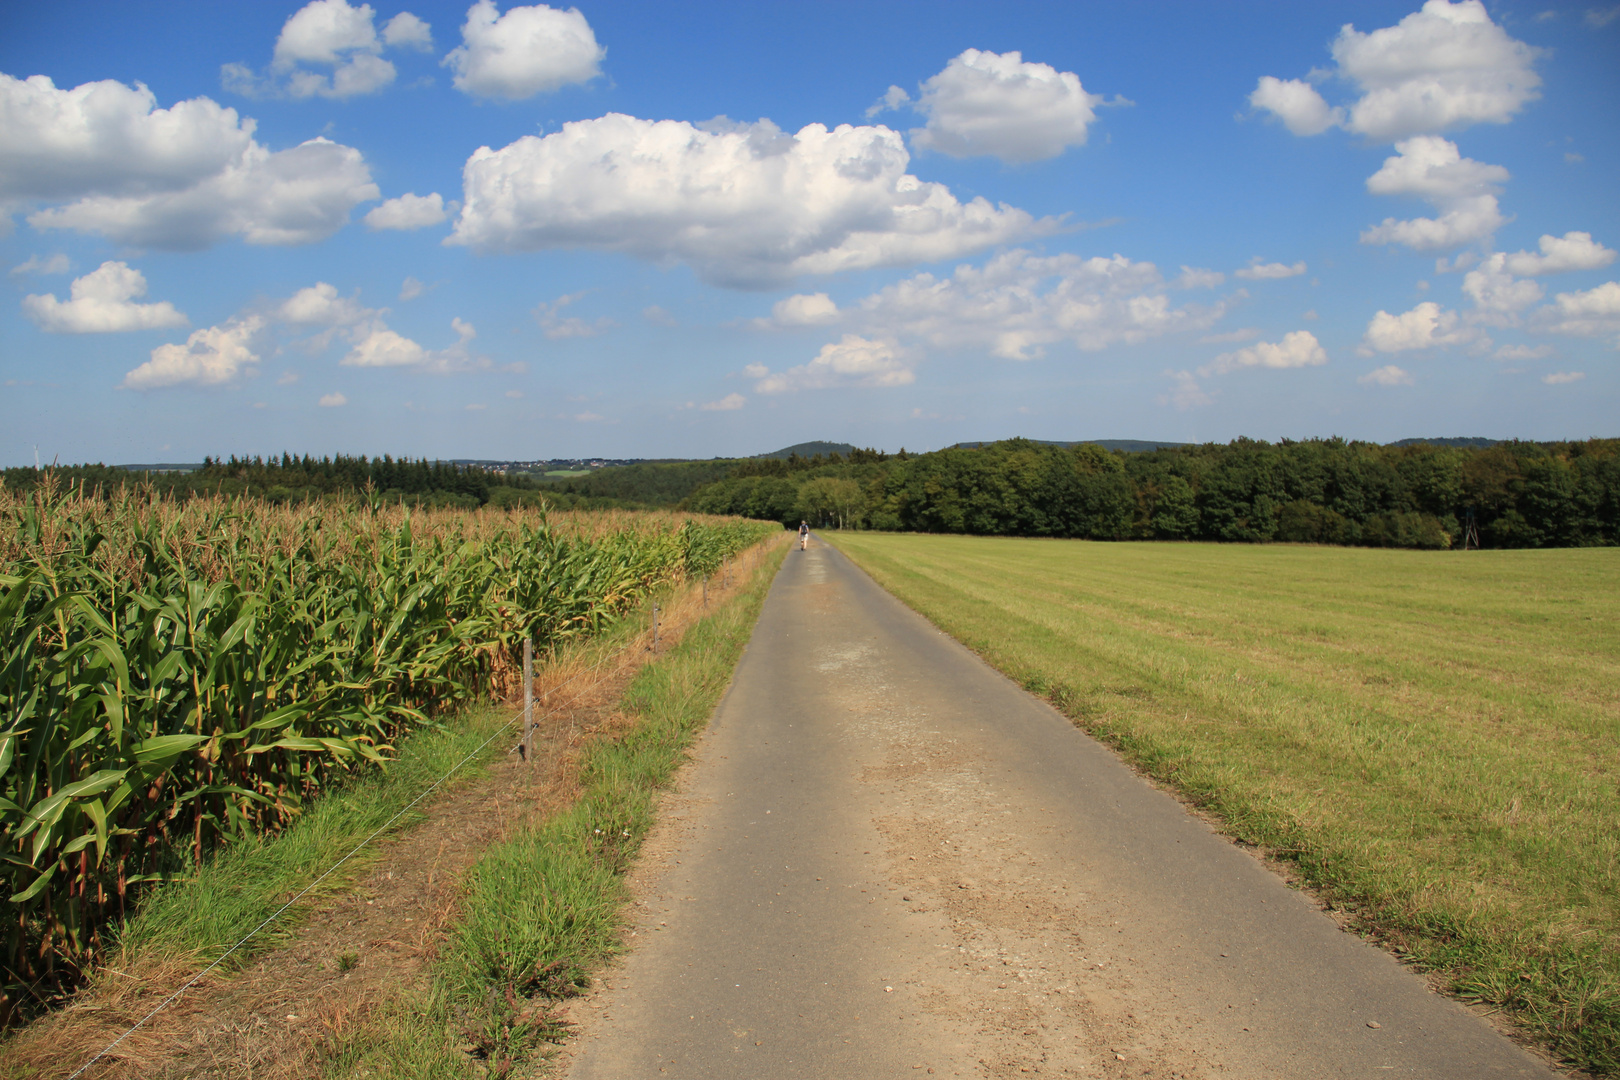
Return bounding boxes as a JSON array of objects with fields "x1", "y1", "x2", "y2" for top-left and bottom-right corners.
[{"x1": 0, "y1": 480, "x2": 772, "y2": 1025}]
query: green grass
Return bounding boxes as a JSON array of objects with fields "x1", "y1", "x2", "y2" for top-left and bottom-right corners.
[
  {"x1": 324, "y1": 541, "x2": 786, "y2": 1078},
  {"x1": 0, "y1": 703, "x2": 519, "y2": 1080},
  {"x1": 106, "y1": 704, "x2": 516, "y2": 971},
  {"x1": 55, "y1": 574, "x2": 692, "y2": 1001},
  {"x1": 825, "y1": 532, "x2": 1620, "y2": 1076}
]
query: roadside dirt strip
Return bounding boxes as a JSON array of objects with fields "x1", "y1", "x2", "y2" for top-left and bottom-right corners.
[{"x1": 556, "y1": 539, "x2": 1563, "y2": 1080}]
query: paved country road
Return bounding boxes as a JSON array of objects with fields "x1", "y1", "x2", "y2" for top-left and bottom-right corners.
[{"x1": 562, "y1": 540, "x2": 1561, "y2": 1079}]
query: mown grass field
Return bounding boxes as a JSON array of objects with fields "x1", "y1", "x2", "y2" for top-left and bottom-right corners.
[{"x1": 826, "y1": 532, "x2": 1619, "y2": 1075}]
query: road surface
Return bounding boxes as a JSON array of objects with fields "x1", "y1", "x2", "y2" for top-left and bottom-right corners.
[{"x1": 563, "y1": 539, "x2": 1559, "y2": 1079}]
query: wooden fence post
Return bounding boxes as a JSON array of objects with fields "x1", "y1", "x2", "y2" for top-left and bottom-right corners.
[{"x1": 522, "y1": 638, "x2": 534, "y2": 765}]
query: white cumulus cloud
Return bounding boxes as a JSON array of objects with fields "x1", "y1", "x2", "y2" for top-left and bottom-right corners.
[
  {"x1": 1358, "y1": 364, "x2": 1415, "y2": 386},
  {"x1": 6, "y1": 75, "x2": 379, "y2": 249},
  {"x1": 838, "y1": 249, "x2": 1226, "y2": 362},
  {"x1": 1234, "y1": 258, "x2": 1306, "y2": 280},
  {"x1": 365, "y1": 191, "x2": 450, "y2": 230},
  {"x1": 1461, "y1": 254, "x2": 1543, "y2": 319},
  {"x1": 755, "y1": 335, "x2": 913, "y2": 393},
  {"x1": 1542, "y1": 371, "x2": 1585, "y2": 384},
  {"x1": 10, "y1": 253, "x2": 71, "y2": 276},
  {"x1": 448, "y1": 114, "x2": 1048, "y2": 287},
  {"x1": 1176, "y1": 266, "x2": 1226, "y2": 289},
  {"x1": 1364, "y1": 135, "x2": 1508, "y2": 201},
  {"x1": 343, "y1": 326, "x2": 425, "y2": 367},
  {"x1": 30, "y1": 137, "x2": 377, "y2": 249},
  {"x1": 1332, "y1": 0, "x2": 1543, "y2": 140},
  {"x1": 342, "y1": 316, "x2": 493, "y2": 373},
  {"x1": 116, "y1": 280, "x2": 494, "y2": 389},
  {"x1": 1198, "y1": 330, "x2": 1326, "y2": 375},
  {"x1": 1249, "y1": 77, "x2": 1342, "y2": 135},
  {"x1": 445, "y1": 1, "x2": 603, "y2": 99},
  {"x1": 1531, "y1": 281, "x2": 1620, "y2": 338},
  {"x1": 534, "y1": 291, "x2": 611, "y2": 338},
  {"x1": 1, "y1": 74, "x2": 254, "y2": 205},
  {"x1": 122, "y1": 316, "x2": 265, "y2": 389},
  {"x1": 278, "y1": 281, "x2": 376, "y2": 326},
  {"x1": 1359, "y1": 136, "x2": 1508, "y2": 251},
  {"x1": 382, "y1": 12, "x2": 434, "y2": 49},
  {"x1": 865, "y1": 85, "x2": 912, "y2": 118},
  {"x1": 1360, "y1": 301, "x2": 1488, "y2": 352},
  {"x1": 907, "y1": 49, "x2": 1104, "y2": 163},
  {"x1": 21, "y1": 261, "x2": 187, "y2": 333},
  {"x1": 318, "y1": 391, "x2": 349, "y2": 406},
  {"x1": 222, "y1": 0, "x2": 431, "y2": 99},
  {"x1": 274, "y1": 0, "x2": 384, "y2": 67},
  {"x1": 1362, "y1": 199, "x2": 1505, "y2": 251},
  {"x1": 1253, "y1": 1, "x2": 1542, "y2": 141},
  {"x1": 701, "y1": 392, "x2": 747, "y2": 411},
  {"x1": 1502, "y1": 231, "x2": 1616, "y2": 276},
  {"x1": 761, "y1": 292, "x2": 840, "y2": 328}
]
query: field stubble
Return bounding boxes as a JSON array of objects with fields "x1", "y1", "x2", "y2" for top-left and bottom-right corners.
[{"x1": 826, "y1": 531, "x2": 1619, "y2": 1075}]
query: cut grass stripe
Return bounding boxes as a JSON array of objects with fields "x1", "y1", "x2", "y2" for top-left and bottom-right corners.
[{"x1": 825, "y1": 532, "x2": 1619, "y2": 1077}]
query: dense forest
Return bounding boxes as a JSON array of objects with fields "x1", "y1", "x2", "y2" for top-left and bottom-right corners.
[
  {"x1": 1, "y1": 454, "x2": 752, "y2": 512},
  {"x1": 7, "y1": 438, "x2": 1617, "y2": 548},
  {"x1": 537, "y1": 459, "x2": 739, "y2": 504},
  {"x1": 0, "y1": 454, "x2": 620, "y2": 510},
  {"x1": 684, "y1": 437, "x2": 1620, "y2": 549}
]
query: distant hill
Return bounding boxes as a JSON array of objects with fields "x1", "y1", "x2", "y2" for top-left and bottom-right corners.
[
  {"x1": 756, "y1": 441, "x2": 858, "y2": 459},
  {"x1": 1386, "y1": 437, "x2": 1499, "y2": 448},
  {"x1": 951, "y1": 439, "x2": 1191, "y2": 453}
]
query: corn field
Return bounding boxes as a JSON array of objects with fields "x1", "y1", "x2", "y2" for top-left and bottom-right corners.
[{"x1": 0, "y1": 479, "x2": 774, "y2": 1023}]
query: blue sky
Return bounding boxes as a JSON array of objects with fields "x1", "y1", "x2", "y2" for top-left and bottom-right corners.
[{"x1": 2, "y1": 0, "x2": 1617, "y2": 464}]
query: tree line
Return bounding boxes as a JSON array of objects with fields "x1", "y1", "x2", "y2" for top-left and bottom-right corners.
[
  {"x1": 2, "y1": 455, "x2": 573, "y2": 510},
  {"x1": 683, "y1": 437, "x2": 1620, "y2": 549},
  {"x1": 2, "y1": 455, "x2": 728, "y2": 512},
  {"x1": 9, "y1": 439, "x2": 1617, "y2": 548}
]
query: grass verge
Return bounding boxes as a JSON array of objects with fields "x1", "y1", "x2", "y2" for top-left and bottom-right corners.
[
  {"x1": 323, "y1": 539, "x2": 786, "y2": 1078},
  {"x1": 825, "y1": 531, "x2": 1619, "y2": 1077},
  {"x1": 0, "y1": 576, "x2": 701, "y2": 1080},
  {"x1": 89, "y1": 571, "x2": 700, "y2": 983},
  {"x1": 106, "y1": 707, "x2": 514, "y2": 972},
  {"x1": 0, "y1": 705, "x2": 516, "y2": 1080}
]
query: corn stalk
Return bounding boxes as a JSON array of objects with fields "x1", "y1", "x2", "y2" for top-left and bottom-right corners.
[{"x1": 0, "y1": 481, "x2": 772, "y2": 1023}]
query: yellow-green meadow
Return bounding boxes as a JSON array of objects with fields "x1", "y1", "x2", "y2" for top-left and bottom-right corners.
[{"x1": 828, "y1": 532, "x2": 1619, "y2": 1075}]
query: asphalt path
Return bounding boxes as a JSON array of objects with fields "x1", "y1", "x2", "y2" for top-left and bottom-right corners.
[{"x1": 563, "y1": 538, "x2": 1560, "y2": 1079}]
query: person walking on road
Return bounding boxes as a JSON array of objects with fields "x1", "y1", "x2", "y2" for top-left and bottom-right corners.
[{"x1": 799, "y1": 520, "x2": 810, "y2": 550}]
